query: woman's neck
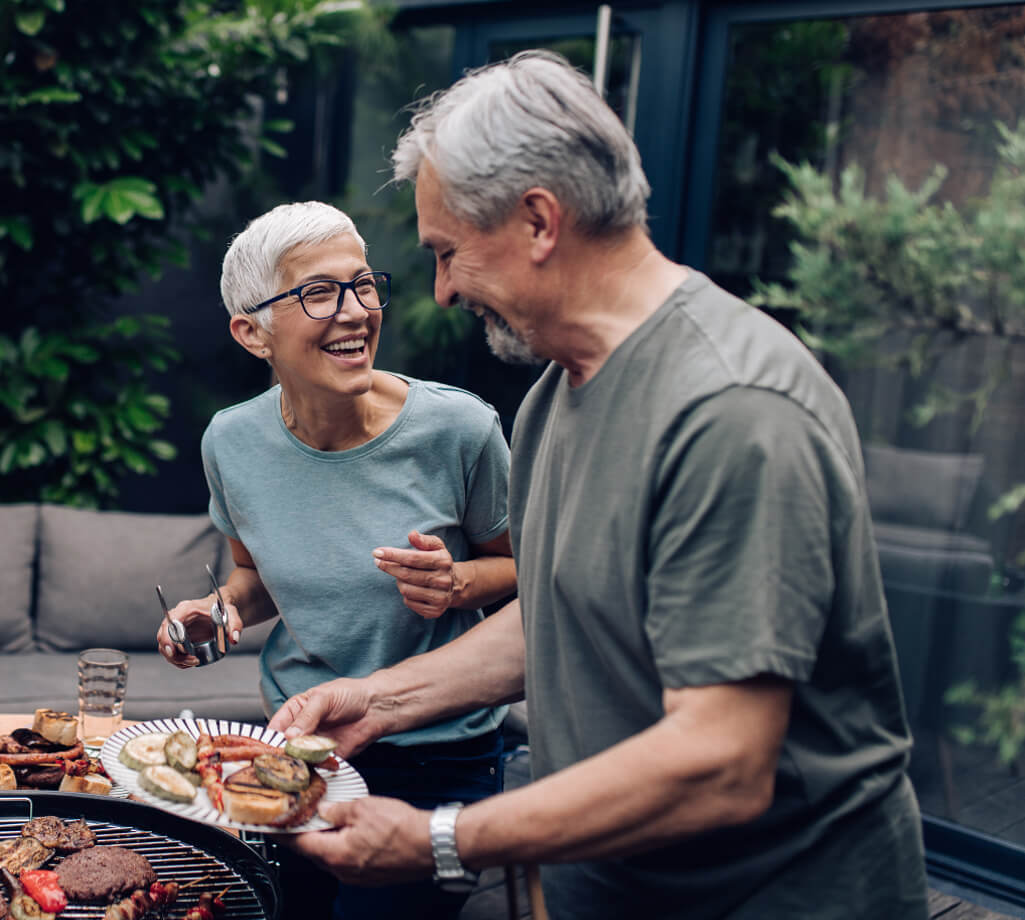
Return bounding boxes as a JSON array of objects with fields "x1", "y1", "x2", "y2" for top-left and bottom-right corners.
[{"x1": 279, "y1": 373, "x2": 407, "y2": 451}]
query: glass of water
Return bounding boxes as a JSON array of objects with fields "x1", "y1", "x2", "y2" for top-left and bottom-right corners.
[{"x1": 77, "y1": 648, "x2": 129, "y2": 752}]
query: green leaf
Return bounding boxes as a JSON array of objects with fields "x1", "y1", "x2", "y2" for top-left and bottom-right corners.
[
  {"x1": 0, "y1": 217, "x2": 33, "y2": 251},
  {"x1": 149, "y1": 439, "x2": 177, "y2": 460},
  {"x1": 124, "y1": 404, "x2": 160, "y2": 432},
  {"x1": 22, "y1": 88, "x2": 81, "y2": 105},
  {"x1": 40, "y1": 421, "x2": 68, "y2": 456},
  {"x1": 19, "y1": 327, "x2": 41, "y2": 359},
  {"x1": 71, "y1": 430, "x2": 98, "y2": 454},
  {"x1": 263, "y1": 118, "x2": 295, "y2": 133},
  {"x1": 0, "y1": 442, "x2": 17, "y2": 475},
  {"x1": 18, "y1": 442, "x2": 47, "y2": 469},
  {"x1": 15, "y1": 10, "x2": 46, "y2": 36},
  {"x1": 28, "y1": 355, "x2": 70, "y2": 381},
  {"x1": 118, "y1": 445, "x2": 156, "y2": 475},
  {"x1": 260, "y1": 137, "x2": 288, "y2": 158}
]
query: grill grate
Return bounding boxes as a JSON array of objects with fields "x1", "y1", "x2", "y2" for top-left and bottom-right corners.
[{"x1": 0, "y1": 818, "x2": 267, "y2": 919}]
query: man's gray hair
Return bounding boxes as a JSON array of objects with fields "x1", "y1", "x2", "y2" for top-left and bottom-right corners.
[
  {"x1": 392, "y1": 50, "x2": 650, "y2": 234},
  {"x1": 220, "y1": 201, "x2": 367, "y2": 331}
]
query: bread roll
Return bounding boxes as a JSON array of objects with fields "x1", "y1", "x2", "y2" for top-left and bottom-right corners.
[
  {"x1": 223, "y1": 767, "x2": 291, "y2": 824},
  {"x1": 33, "y1": 709, "x2": 79, "y2": 746},
  {"x1": 58, "y1": 773, "x2": 112, "y2": 796},
  {"x1": 0, "y1": 763, "x2": 16, "y2": 790}
]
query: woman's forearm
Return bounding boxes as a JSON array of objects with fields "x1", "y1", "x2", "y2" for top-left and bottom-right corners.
[{"x1": 452, "y1": 555, "x2": 517, "y2": 609}]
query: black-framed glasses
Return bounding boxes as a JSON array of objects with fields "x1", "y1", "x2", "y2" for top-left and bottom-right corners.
[{"x1": 242, "y1": 271, "x2": 392, "y2": 319}]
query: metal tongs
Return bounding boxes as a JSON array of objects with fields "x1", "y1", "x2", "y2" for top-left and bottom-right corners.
[{"x1": 155, "y1": 563, "x2": 229, "y2": 667}]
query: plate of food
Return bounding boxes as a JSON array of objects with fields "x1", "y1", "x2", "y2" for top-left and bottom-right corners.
[
  {"x1": 0, "y1": 708, "x2": 117, "y2": 796},
  {"x1": 100, "y1": 717, "x2": 367, "y2": 833}
]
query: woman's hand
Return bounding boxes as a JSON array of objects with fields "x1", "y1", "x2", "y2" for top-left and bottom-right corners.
[
  {"x1": 372, "y1": 530, "x2": 464, "y2": 619},
  {"x1": 156, "y1": 593, "x2": 244, "y2": 668}
]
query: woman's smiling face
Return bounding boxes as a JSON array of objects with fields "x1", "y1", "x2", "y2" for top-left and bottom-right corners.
[{"x1": 264, "y1": 233, "x2": 384, "y2": 399}]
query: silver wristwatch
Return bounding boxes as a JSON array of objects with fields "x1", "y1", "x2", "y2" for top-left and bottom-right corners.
[{"x1": 430, "y1": 802, "x2": 480, "y2": 893}]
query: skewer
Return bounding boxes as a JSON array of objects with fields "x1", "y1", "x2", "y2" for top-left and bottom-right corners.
[{"x1": 179, "y1": 874, "x2": 213, "y2": 890}]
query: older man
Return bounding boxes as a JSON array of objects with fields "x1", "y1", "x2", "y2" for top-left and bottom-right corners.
[{"x1": 270, "y1": 50, "x2": 929, "y2": 919}]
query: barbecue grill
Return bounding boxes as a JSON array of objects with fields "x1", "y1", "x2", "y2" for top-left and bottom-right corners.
[{"x1": 0, "y1": 791, "x2": 280, "y2": 919}]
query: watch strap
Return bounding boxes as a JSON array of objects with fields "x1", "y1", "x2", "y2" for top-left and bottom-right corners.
[{"x1": 430, "y1": 802, "x2": 479, "y2": 892}]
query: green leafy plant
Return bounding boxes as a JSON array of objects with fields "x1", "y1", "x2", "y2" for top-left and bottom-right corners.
[
  {"x1": 0, "y1": 317, "x2": 179, "y2": 506},
  {"x1": 0, "y1": 0, "x2": 389, "y2": 505},
  {"x1": 945, "y1": 611, "x2": 1025, "y2": 770}
]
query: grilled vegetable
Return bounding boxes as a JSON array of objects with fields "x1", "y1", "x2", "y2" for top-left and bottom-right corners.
[
  {"x1": 118, "y1": 734, "x2": 169, "y2": 771},
  {"x1": 0, "y1": 839, "x2": 53, "y2": 875},
  {"x1": 164, "y1": 731, "x2": 198, "y2": 772},
  {"x1": 10, "y1": 895, "x2": 53, "y2": 920},
  {"x1": 138, "y1": 765, "x2": 197, "y2": 804},
  {"x1": 283, "y1": 734, "x2": 336, "y2": 764},
  {"x1": 252, "y1": 752, "x2": 309, "y2": 793},
  {"x1": 17, "y1": 871, "x2": 65, "y2": 914}
]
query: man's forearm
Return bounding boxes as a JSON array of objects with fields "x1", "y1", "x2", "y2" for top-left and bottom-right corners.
[
  {"x1": 456, "y1": 679, "x2": 790, "y2": 868},
  {"x1": 364, "y1": 599, "x2": 525, "y2": 737}
]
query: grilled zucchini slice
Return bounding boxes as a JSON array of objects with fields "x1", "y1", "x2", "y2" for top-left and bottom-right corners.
[
  {"x1": 164, "y1": 730, "x2": 198, "y2": 772},
  {"x1": 283, "y1": 734, "x2": 336, "y2": 764},
  {"x1": 253, "y1": 752, "x2": 310, "y2": 792},
  {"x1": 118, "y1": 733, "x2": 170, "y2": 771},
  {"x1": 138, "y1": 764, "x2": 197, "y2": 804}
]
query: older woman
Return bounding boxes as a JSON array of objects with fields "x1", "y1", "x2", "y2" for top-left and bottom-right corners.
[{"x1": 157, "y1": 200, "x2": 516, "y2": 919}]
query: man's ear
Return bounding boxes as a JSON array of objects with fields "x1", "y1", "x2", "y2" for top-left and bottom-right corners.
[
  {"x1": 520, "y1": 188, "x2": 561, "y2": 264},
  {"x1": 229, "y1": 314, "x2": 271, "y2": 360}
]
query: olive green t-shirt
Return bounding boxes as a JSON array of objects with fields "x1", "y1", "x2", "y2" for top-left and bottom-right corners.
[{"x1": 509, "y1": 271, "x2": 926, "y2": 918}]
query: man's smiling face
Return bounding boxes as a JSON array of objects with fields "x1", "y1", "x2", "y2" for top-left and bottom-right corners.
[{"x1": 415, "y1": 162, "x2": 544, "y2": 365}]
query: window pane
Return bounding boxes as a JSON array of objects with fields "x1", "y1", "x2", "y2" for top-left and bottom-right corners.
[{"x1": 709, "y1": 6, "x2": 1025, "y2": 842}]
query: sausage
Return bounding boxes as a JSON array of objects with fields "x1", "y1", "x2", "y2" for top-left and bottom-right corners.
[{"x1": 0, "y1": 742, "x2": 84, "y2": 765}]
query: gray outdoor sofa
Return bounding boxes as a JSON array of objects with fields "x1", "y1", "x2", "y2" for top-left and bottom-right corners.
[{"x1": 0, "y1": 502, "x2": 273, "y2": 724}]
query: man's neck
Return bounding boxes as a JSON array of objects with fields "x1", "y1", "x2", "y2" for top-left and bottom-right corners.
[{"x1": 545, "y1": 230, "x2": 689, "y2": 387}]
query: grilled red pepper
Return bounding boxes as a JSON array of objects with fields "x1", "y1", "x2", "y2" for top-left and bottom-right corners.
[{"x1": 18, "y1": 870, "x2": 66, "y2": 914}]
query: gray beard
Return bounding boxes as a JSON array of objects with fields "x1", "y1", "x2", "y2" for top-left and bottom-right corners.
[{"x1": 463, "y1": 301, "x2": 544, "y2": 365}]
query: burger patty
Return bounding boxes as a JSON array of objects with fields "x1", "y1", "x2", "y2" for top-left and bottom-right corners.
[{"x1": 56, "y1": 846, "x2": 157, "y2": 902}]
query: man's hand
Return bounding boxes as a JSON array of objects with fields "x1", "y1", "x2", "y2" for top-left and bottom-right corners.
[
  {"x1": 373, "y1": 530, "x2": 463, "y2": 619},
  {"x1": 281, "y1": 797, "x2": 434, "y2": 885},
  {"x1": 157, "y1": 594, "x2": 243, "y2": 668},
  {"x1": 268, "y1": 678, "x2": 382, "y2": 759}
]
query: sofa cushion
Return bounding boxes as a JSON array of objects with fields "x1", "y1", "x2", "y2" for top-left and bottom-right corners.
[
  {"x1": 863, "y1": 444, "x2": 983, "y2": 532},
  {"x1": 35, "y1": 505, "x2": 227, "y2": 652},
  {"x1": 874, "y1": 520, "x2": 994, "y2": 595},
  {"x1": 0, "y1": 503, "x2": 38, "y2": 653}
]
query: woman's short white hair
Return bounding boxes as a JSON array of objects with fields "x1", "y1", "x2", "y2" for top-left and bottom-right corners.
[
  {"x1": 392, "y1": 50, "x2": 650, "y2": 234},
  {"x1": 220, "y1": 201, "x2": 367, "y2": 331}
]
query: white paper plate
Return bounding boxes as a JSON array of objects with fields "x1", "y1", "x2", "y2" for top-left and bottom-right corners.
[{"x1": 100, "y1": 717, "x2": 367, "y2": 833}]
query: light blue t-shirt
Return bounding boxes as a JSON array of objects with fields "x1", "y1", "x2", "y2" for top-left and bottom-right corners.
[{"x1": 202, "y1": 374, "x2": 510, "y2": 745}]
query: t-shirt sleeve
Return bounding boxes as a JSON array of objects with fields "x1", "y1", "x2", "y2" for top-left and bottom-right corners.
[
  {"x1": 201, "y1": 422, "x2": 240, "y2": 541},
  {"x1": 645, "y1": 387, "x2": 839, "y2": 689},
  {"x1": 462, "y1": 412, "x2": 511, "y2": 544}
]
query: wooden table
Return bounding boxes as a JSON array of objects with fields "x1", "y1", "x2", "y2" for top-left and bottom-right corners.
[{"x1": 0, "y1": 712, "x2": 137, "y2": 739}]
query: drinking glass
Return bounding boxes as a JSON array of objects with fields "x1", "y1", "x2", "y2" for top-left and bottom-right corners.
[{"x1": 77, "y1": 648, "x2": 129, "y2": 752}]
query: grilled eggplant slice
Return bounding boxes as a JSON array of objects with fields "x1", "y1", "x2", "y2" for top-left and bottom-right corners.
[{"x1": 0, "y1": 838, "x2": 53, "y2": 875}]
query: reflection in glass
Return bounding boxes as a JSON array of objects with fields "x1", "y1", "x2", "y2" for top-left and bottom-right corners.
[{"x1": 709, "y1": 6, "x2": 1025, "y2": 843}]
